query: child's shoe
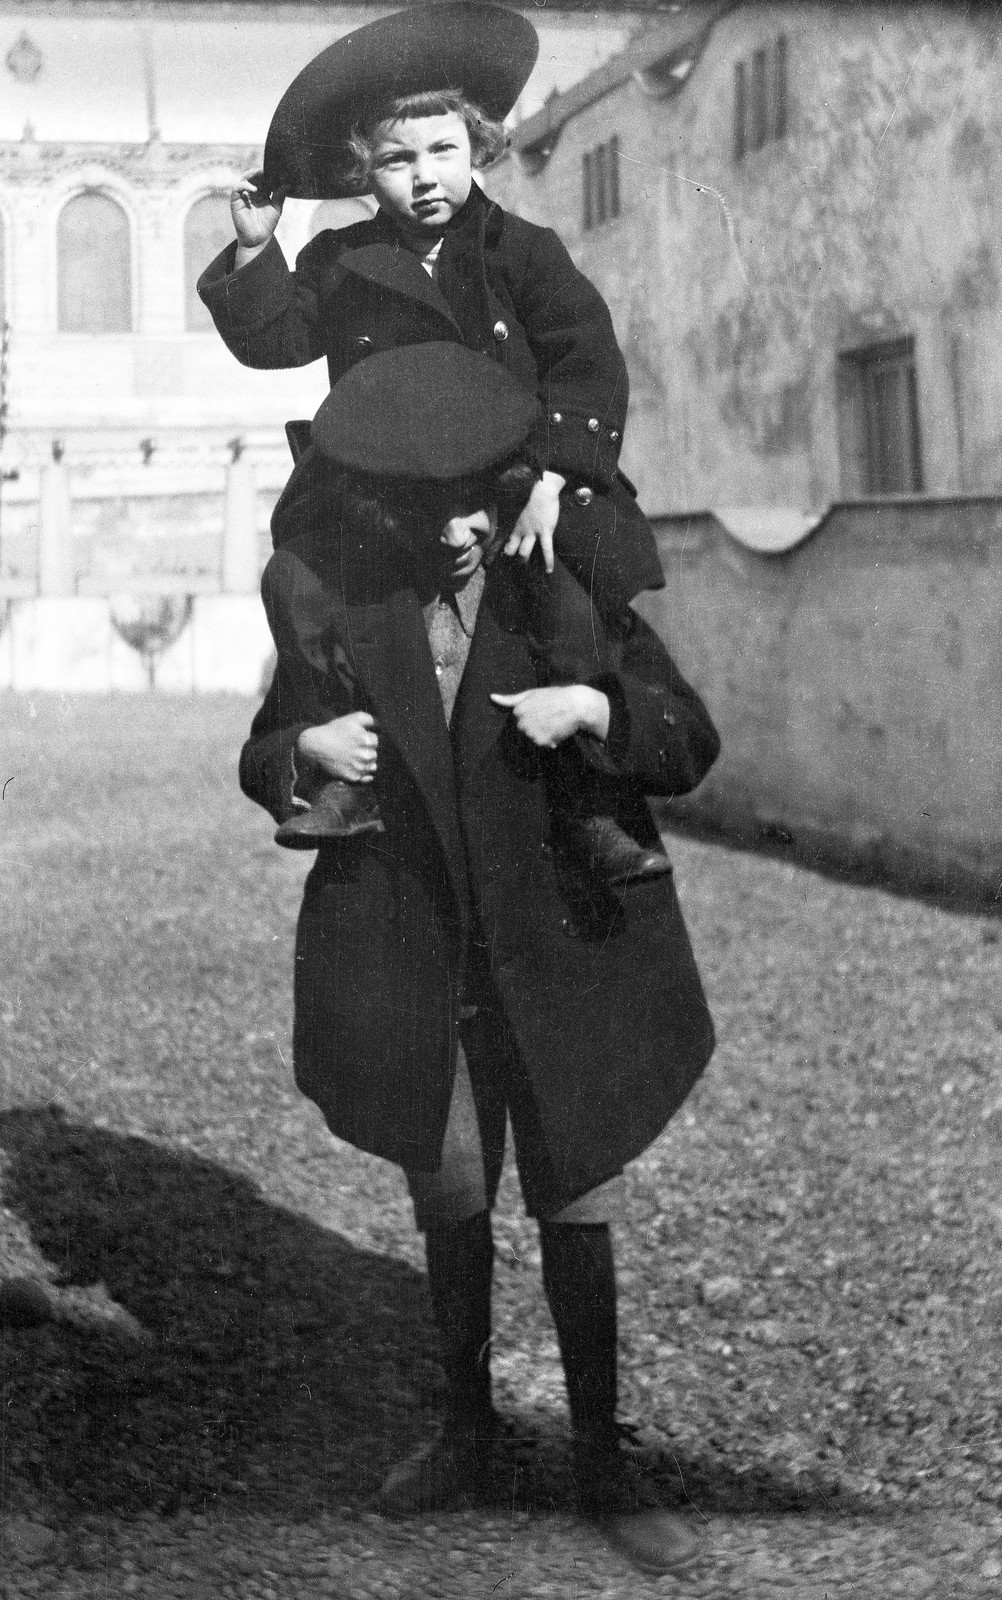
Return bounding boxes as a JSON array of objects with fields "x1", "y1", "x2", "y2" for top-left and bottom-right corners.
[
  {"x1": 274, "y1": 781, "x2": 385, "y2": 850},
  {"x1": 562, "y1": 815, "x2": 672, "y2": 889}
]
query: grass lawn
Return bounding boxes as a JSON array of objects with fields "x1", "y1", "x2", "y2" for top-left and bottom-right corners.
[{"x1": 1, "y1": 691, "x2": 1000, "y2": 1532}]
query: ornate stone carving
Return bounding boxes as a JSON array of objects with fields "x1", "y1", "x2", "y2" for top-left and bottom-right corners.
[{"x1": 0, "y1": 140, "x2": 259, "y2": 188}]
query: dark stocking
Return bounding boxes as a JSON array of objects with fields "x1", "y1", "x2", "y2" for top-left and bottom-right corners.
[
  {"x1": 539, "y1": 1221, "x2": 618, "y2": 1445},
  {"x1": 424, "y1": 1210, "x2": 494, "y2": 1422}
]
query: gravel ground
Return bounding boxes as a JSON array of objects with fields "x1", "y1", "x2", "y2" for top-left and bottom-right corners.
[{"x1": 1, "y1": 693, "x2": 1000, "y2": 1598}]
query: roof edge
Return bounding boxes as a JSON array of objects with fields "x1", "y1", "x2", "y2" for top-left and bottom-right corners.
[{"x1": 510, "y1": 0, "x2": 740, "y2": 163}]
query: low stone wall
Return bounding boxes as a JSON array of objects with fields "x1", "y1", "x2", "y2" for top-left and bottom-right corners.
[
  {"x1": 0, "y1": 596, "x2": 273, "y2": 694},
  {"x1": 637, "y1": 497, "x2": 1002, "y2": 902}
]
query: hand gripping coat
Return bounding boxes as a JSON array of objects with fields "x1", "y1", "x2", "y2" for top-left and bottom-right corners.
[{"x1": 239, "y1": 530, "x2": 720, "y2": 1210}]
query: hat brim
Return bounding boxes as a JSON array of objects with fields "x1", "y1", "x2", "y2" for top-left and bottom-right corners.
[
  {"x1": 311, "y1": 341, "x2": 540, "y2": 480},
  {"x1": 264, "y1": 3, "x2": 538, "y2": 200}
]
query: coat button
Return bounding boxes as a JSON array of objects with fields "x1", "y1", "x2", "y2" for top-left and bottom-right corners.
[
  {"x1": 493, "y1": 320, "x2": 508, "y2": 342},
  {"x1": 355, "y1": 335, "x2": 373, "y2": 351},
  {"x1": 574, "y1": 485, "x2": 594, "y2": 507},
  {"x1": 610, "y1": 429, "x2": 620, "y2": 442},
  {"x1": 550, "y1": 411, "x2": 563, "y2": 424},
  {"x1": 587, "y1": 417, "x2": 600, "y2": 433}
]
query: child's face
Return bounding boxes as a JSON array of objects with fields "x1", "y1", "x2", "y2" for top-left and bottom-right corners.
[{"x1": 368, "y1": 111, "x2": 473, "y2": 237}]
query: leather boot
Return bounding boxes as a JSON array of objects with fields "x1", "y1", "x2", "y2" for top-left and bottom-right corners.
[
  {"x1": 573, "y1": 1425, "x2": 700, "y2": 1577},
  {"x1": 379, "y1": 1403, "x2": 500, "y2": 1515},
  {"x1": 561, "y1": 815, "x2": 672, "y2": 889},
  {"x1": 381, "y1": 1212, "x2": 497, "y2": 1514},
  {"x1": 274, "y1": 780, "x2": 385, "y2": 850}
]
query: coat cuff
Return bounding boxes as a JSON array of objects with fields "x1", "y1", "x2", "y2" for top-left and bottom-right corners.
[
  {"x1": 197, "y1": 237, "x2": 292, "y2": 331},
  {"x1": 527, "y1": 406, "x2": 623, "y2": 491},
  {"x1": 574, "y1": 673, "x2": 631, "y2": 777},
  {"x1": 239, "y1": 722, "x2": 310, "y2": 823}
]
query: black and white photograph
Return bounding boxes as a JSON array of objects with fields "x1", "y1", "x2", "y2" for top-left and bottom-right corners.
[{"x1": 1, "y1": 2, "x2": 1000, "y2": 1595}]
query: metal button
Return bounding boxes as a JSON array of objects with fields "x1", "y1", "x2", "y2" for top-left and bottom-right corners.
[
  {"x1": 610, "y1": 429, "x2": 620, "y2": 442},
  {"x1": 493, "y1": 320, "x2": 508, "y2": 342},
  {"x1": 550, "y1": 411, "x2": 563, "y2": 424},
  {"x1": 435, "y1": 662, "x2": 444, "y2": 677},
  {"x1": 573, "y1": 486, "x2": 594, "y2": 507},
  {"x1": 587, "y1": 417, "x2": 600, "y2": 433},
  {"x1": 355, "y1": 335, "x2": 373, "y2": 350}
]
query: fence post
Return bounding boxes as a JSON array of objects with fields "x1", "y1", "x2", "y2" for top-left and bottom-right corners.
[
  {"x1": 37, "y1": 453, "x2": 73, "y2": 596},
  {"x1": 222, "y1": 448, "x2": 258, "y2": 594}
]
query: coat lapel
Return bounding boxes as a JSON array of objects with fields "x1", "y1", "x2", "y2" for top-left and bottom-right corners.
[
  {"x1": 338, "y1": 240, "x2": 462, "y2": 338},
  {"x1": 450, "y1": 562, "x2": 537, "y2": 792},
  {"x1": 331, "y1": 581, "x2": 471, "y2": 922}
]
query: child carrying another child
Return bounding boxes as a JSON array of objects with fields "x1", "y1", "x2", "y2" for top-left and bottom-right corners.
[
  {"x1": 236, "y1": 336, "x2": 720, "y2": 1579},
  {"x1": 198, "y1": 3, "x2": 671, "y2": 881}
]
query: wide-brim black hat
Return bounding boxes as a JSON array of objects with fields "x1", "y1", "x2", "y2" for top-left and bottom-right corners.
[
  {"x1": 264, "y1": 3, "x2": 539, "y2": 200},
  {"x1": 311, "y1": 342, "x2": 539, "y2": 480}
]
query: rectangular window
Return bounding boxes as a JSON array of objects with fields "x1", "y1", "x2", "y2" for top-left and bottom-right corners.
[
  {"x1": 840, "y1": 337, "x2": 924, "y2": 495},
  {"x1": 582, "y1": 137, "x2": 621, "y2": 231},
  {"x1": 733, "y1": 35, "x2": 789, "y2": 161}
]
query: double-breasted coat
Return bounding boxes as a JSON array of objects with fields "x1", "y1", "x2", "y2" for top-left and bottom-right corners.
[
  {"x1": 240, "y1": 531, "x2": 719, "y2": 1207},
  {"x1": 197, "y1": 181, "x2": 664, "y2": 604}
]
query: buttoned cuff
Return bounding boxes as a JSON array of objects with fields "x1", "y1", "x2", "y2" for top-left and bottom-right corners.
[{"x1": 528, "y1": 406, "x2": 622, "y2": 491}]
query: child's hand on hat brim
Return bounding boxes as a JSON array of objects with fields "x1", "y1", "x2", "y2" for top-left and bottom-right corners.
[{"x1": 231, "y1": 169, "x2": 288, "y2": 251}]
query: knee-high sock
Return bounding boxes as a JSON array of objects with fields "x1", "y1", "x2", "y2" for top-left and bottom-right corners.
[
  {"x1": 424, "y1": 1210, "x2": 494, "y2": 1419},
  {"x1": 540, "y1": 1221, "x2": 618, "y2": 1444}
]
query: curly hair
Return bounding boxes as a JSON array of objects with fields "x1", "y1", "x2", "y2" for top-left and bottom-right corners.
[
  {"x1": 338, "y1": 459, "x2": 536, "y2": 556},
  {"x1": 343, "y1": 88, "x2": 508, "y2": 194}
]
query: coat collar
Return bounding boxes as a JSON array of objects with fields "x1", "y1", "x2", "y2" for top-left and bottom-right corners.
[
  {"x1": 337, "y1": 233, "x2": 461, "y2": 336},
  {"x1": 337, "y1": 182, "x2": 504, "y2": 336}
]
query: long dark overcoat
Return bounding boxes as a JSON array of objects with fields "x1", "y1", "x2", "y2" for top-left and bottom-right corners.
[
  {"x1": 198, "y1": 181, "x2": 663, "y2": 600},
  {"x1": 240, "y1": 536, "x2": 719, "y2": 1207}
]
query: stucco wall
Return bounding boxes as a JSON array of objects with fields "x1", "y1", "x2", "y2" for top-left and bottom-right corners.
[
  {"x1": 487, "y1": 3, "x2": 1002, "y2": 514},
  {"x1": 633, "y1": 497, "x2": 1002, "y2": 900}
]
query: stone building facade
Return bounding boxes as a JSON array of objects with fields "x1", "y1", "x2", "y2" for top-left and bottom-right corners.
[
  {"x1": 0, "y1": 0, "x2": 635, "y2": 474},
  {"x1": 488, "y1": 1, "x2": 1002, "y2": 515}
]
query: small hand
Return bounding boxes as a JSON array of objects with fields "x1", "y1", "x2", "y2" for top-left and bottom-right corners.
[
  {"x1": 231, "y1": 169, "x2": 286, "y2": 251},
  {"x1": 502, "y1": 472, "x2": 565, "y2": 573},
  {"x1": 296, "y1": 712, "x2": 379, "y2": 783},
  {"x1": 490, "y1": 685, "x2": 610, "y2": 748}
]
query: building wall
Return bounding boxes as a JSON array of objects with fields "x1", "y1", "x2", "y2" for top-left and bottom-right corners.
[
  {"x1": 487, "y1": 3, "x2": 1002, "y2": 514},
  {"x1": 634, "y1": 498, "x2": 1002, "y2": 900}
]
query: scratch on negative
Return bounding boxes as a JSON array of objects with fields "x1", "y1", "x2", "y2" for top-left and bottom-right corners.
[
  {"x1": 617, "y1": 147, "x2": 748, "y2": 288},
  {"x1": 864, "y1": 47, "x2": 926, "y2": 226},
  {"x1": 670, "y1": 170, "x2": 749, "y2": 287}
]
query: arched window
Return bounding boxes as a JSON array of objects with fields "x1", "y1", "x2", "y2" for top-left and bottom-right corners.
[
  {"x1": 184, "y1": 192, "x2": 234, "y2": 331},
  {"x1": 58, "y1": 192, "x2": 132, "y2": 333}
]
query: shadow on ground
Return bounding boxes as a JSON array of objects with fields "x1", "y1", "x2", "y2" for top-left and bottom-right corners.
[{"x1": 1, "y1": 1106, "x2": 873, "y2": 1525}]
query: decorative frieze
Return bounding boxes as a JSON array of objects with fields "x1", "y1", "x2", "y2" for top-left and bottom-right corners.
[{"x1": 0, "y1": 139, "x2": 259, "y2": 186}]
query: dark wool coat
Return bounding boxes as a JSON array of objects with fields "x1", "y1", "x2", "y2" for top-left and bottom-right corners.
[
  {"x1": 197, "y1": 182, "x2": 664, "y2": 605},
  {"x1": 240, "y1": 536, "x2": 719, "y2": 1207}
]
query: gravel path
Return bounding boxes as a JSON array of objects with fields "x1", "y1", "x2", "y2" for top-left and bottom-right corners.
[{"x1": 2, "y1": 695, "x2": 999, "y2": 1597}]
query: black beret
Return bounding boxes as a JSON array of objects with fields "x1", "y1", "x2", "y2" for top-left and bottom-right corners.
[
  {"x1": 311, "y1": 342, "x2": 540, "y2": 480},
  {"x1": 264, "y1": 3, "x2": 539, "y2": 199}
]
